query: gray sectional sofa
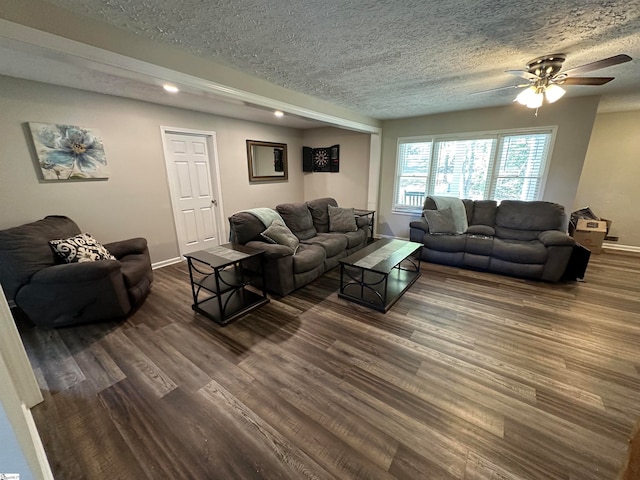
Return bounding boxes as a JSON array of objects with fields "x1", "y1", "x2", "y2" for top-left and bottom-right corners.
[
  {"x1": 228, "y1": 197, "x2": 369, "y2": 296},
  {"x1": 409, "y1": 197, "x2": 575, "y2": 282}
]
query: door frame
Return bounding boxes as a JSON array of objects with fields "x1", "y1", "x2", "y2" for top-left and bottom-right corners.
[
  {"x1": 0, "y1": 284, "x2": 54, "y2": 479},
  {"x1": 160, "y1": 126, "x2": 227, "y2": 257}
]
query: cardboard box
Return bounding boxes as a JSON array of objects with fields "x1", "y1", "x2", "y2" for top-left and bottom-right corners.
[{"x1": 571, "y1": 219, "x2": 607, "y2": 254}]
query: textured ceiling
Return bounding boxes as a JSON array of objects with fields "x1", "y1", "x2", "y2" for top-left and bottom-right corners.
[{"x1": 20, "y1": 0, "x2": 640, "y2": 118}]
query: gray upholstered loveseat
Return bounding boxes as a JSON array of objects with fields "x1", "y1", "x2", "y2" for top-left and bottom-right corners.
[
  {"x1": 228, "y1": 197, "x2": 369, "y2": 296},
  {"x1": 0, "y1": 215, "x2": 153, "y2": 327},
  {"x1": 409, "y1": 197, "x2": 575, "y2": 282}
]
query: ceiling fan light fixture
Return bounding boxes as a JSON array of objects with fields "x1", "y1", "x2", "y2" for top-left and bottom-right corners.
[
  {"x1": 526, "y1": 92, "x2": 544, "y2": 109},
  {"x1": 515, "y1": 86, "x2": 539, "y2": 106},
  {"x1": 544, "y1": 84, "x2": 566, "y2": 103}
]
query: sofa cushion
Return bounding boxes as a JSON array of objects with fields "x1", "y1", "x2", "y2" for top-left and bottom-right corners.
[
  {"x1": 423, "y1": 208, "x2": 456, "y2": 234},
  {"x1": 302, "y1": 233, "x2": 348, "y2": 257},
  {"x1": 328, "y1": 205, "x2": 357, "y2": 233},
  {"x1": 276, "y1": 203, "x2": 317, "y2": 240},
  {"x1": 292, "y1": 244, "x2": 326, "y2": 274},
  {"x1": 499, "y1": 200, "x2": 564, "y2": 230},
  {"x1": 492, "y1": 238, "x2": 547, "y2": 264},
  {"x1": 50, "y1": 233, "x2": 116, "y2": 263},
  {"x1": 261, "y1": 220, "x2": 300, "y2": 253},
  {"x1": 423, "y1": 233, "x2": 466, "y2": 253},
  {"x1": 307, "y1": 197, "x2": 338, "y2": 233},
  {"x1": 470, "y1": 200, "x2": 498, "y2": 226}
]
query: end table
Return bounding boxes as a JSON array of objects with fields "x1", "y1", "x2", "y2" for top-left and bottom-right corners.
[{"x1": 184, "y1": 243, "x2": 269, "y2": 326}]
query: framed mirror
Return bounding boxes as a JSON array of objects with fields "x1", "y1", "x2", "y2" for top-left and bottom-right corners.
[{"x1": 246, "y1": 140, "x2": 288, "y2": 182}]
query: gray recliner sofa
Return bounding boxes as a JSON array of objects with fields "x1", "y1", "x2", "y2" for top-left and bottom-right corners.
[
  {"x1": 228, "y1": 197, "x2": 369, "y2": 296},
  {"x1": 0, "y1": 215, "x2": 153, "y2": 327},
  {"x1": 409, "y1": 197, "x2": 575, "y2": 282}
]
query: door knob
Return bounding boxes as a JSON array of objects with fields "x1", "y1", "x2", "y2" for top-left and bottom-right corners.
[{"x1": 212, "y1": 199, "x2": 218, "y2": 206}]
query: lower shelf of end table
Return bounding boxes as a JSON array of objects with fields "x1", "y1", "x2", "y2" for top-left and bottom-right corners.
[{"x1": 192, "y1": 288, "x2": 269, "y2": 325}]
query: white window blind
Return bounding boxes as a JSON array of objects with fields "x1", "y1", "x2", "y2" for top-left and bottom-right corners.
[
  {"x1": 491, "y1": 133, "x2": 551, "y2": 201},
  {"x1": 393, "y1": 128, "x2": 554, "y2": 211},
  {"x1": 395, "y1": 141, "x2": 431, "y2": 208},
  {"x1": 432, "y1": 139, "x2": 495, "y2": 200}
]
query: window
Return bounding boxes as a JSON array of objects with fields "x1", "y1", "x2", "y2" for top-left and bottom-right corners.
[{"x1": 393, "y1": 128, "x2": 554, "y2": 211}]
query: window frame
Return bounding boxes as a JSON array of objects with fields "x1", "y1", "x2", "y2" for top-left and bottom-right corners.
[{"x1": 392, "y1": 126, "x2": 557, "y2": 214}]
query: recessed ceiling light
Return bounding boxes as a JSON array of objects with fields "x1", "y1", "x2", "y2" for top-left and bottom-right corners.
[
  {"x1": 274, "y1": 110, "x2": 284, "y2": 117},
  {"x1": 163, "y1": 85, "x2": 179, "y2": 93}
]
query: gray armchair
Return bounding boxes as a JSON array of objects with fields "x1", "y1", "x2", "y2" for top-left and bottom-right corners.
[{"x1": 0, "y1": 215, "x2": 152, "y2": 327}]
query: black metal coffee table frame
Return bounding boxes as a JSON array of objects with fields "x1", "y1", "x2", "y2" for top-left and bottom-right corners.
[{"x1": 339, "y1": 239, "x2": 422, "y2": 312}]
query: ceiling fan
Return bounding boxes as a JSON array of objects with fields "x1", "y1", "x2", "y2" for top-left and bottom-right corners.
[{"x1": 473, "y1": 53, "x2": 632, "y2": 109}]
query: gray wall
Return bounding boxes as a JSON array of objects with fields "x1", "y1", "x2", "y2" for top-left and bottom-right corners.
[
  {"x1": 575, "y1": 110, "x2": 640, "y2": 247},
  {"x1": 378, "y1": 96, "x2": 600, "y2": 238},
  {"x1": 302, "y1": 127, "x2": 371, "y2": 209},
  {"x1": 0, "y1": 76, "x2": 377, "y2": 265},
  {"x1": 0, "y1": 75, "x2": 305, "y2": 263}
]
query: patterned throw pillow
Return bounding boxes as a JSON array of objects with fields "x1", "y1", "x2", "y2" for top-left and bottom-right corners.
[
  {"x1": 49, "y1": 233, "x2": 116, "y2": 263},
  {"x1": 260, "y1": 220, "x2": 300, "y2": 253}
]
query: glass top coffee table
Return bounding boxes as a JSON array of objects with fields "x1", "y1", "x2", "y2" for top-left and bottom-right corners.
[{"x1": 338, "y1": 238, "x2": 422, "y2": 312}]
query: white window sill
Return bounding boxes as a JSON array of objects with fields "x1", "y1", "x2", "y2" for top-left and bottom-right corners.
[{"x1": 391, "y1": 208, "x2": 422, "y2": 216}]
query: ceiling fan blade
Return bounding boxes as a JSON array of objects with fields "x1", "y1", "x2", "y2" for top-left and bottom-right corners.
[
  {"x1": 506, "y1": 70, "x2": 538, "y2": 80},
  {"x1": 470, "y1": 84, "x2": 528, "y2": 95},
  {"x1": 560, "y1": 77, "x2": 615, "y2": 86},
  {"x1": 561, "y1": 54, "x2": 632, "y2": 76}
]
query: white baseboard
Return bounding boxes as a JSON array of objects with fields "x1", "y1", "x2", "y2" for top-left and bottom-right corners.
[
  {"x1": 152, "y1": 257, "x2": 182, "y2": 269},
  {"x1": 603, "y1": 243, "x2": 640, "y2": 253},
  {"x1": 376, "y1": 234, "x2": 409, "y2": 241}
]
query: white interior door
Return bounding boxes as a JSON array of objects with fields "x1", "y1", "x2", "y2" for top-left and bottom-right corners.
[{"x1": 163, "y1": 131, "x2": 221, "y2": 256}]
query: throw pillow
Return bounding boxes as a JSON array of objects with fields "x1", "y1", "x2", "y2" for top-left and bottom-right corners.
[
  {"x1": 260, "y1": 220, "x2": 299, "y2": 253},
  {"x1": 49, "y1": 233, "x2": 116, "y2": 263},
  {"x1": 328, "y1": 205, "x2": 357, "y2": 233},
  {"x1": 423, "y1": 208, "x2": 457, "y2": 235}
]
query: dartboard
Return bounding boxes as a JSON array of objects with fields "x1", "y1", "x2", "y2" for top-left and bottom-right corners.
[{"x1": 313, "y1": 148, "x2": 330, "y2": 171}]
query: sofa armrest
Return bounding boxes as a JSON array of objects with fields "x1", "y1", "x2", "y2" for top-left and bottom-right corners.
[
  {"x1": 409, "y1": 218, "x2": 429, "y2": 233},
  {"x1": 245, "y1": 241, "x2": 294, "y2": 258},
  {"x1": 104, "y1": 238, "x2": 148, "y2": 258},
  {"x1": 28, "y1": 260, "x2": 122, "y2": 284},
  {"x1": 538, "y1": 230, "x2": 575, "y2": 247},
  {"x1": 355, "y1": 216, "x2": 370, "y2": 229}
]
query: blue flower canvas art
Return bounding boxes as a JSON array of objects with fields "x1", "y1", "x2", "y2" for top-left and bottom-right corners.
[{"x1": 28, "y1": 123, "x2": 109, "y2": 180}]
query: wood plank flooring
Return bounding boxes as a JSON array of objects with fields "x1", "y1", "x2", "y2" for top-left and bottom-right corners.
[{"x1": 16, "y1": 249, "x2": 640, "y2": 479}]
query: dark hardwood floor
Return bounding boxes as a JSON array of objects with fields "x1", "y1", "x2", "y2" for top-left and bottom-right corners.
[{"x1": 17, "y1": 249, "x2": 640, "y2": 479}]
